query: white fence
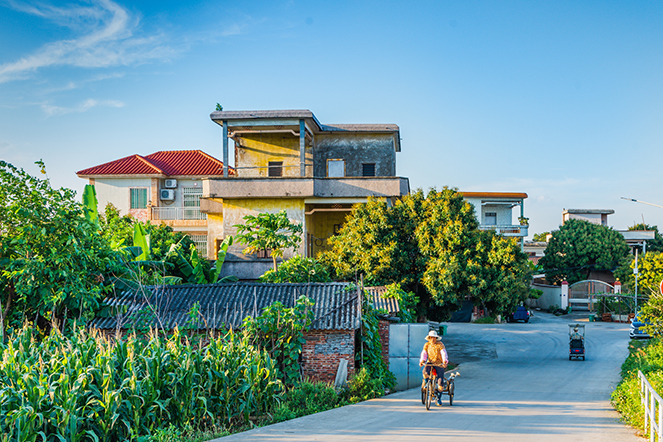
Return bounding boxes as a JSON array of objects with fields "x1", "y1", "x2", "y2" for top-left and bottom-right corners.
[{"x1": 640, "y1": 370, "x2": 663, "y2": 441}]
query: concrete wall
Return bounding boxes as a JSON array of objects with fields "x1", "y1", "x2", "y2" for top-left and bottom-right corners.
[
  {"x1": 235, "y1": 133, "x2": 313, "y2": 178},
  {"x1": 314, "y1": 133, "x2": 396, "y2": 178},
  {"x1": 307, "y1": 209, "x2": 351, "y2": 257},
  {"x1": 528, "y1": 283, "x2": 562, "y2": 310},
  {"x1": 94, "y1": 177, "x2": 153, "y2": 215},
  {"x1": 389, "y1": 323, "x2": 429, "y2": 391},
  {"x1": 301, "y1": 329, "x2": 355, "y2": 383}
]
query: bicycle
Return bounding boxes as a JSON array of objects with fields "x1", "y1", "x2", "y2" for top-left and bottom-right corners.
[{"x1": 420, "y1": 363, "x2": 459, "y2": 410}]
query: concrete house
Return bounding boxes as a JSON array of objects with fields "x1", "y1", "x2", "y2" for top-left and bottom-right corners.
[
  {"x1": 562, "y1": 209, "x2": 614, "y2": 226},
  {"x1": 77, "y1": 150, "x2": 232, "y2": 257},
  {"x1": 460, "y1": 192, "x2": 529, "y2": 246},
  {"x1": 202, "y1": 109, "x2": 410, "y2": 279}
]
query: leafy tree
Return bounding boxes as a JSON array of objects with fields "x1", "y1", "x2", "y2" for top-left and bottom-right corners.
[
  {"x1": 628, "y1": 223, "x2": 663, "y2": 253},
  {"x1": 322, "y1": 188, "x2": 532, "y2": 319},
  {"x1": 615, "y1": 251, "x2": 663, "y2": 295},
  {"x1": 640, "y1": 291, "x2": 663, "y2": 336},
  {"x1": 533, "y1": 232, "x2": 550, "y2": 242},
  {"x1": 540, "y1": 219, "x2": 629, "y2": 285},
  {"x1": 0, "y1": 161, "x2": 118, "y2": 336},
  {"x1": 235, "y1": 210, "x2": 303, "y2": 271},
  {"x1": 260, "y1": 255, "x2": 332, "y2": 283}
]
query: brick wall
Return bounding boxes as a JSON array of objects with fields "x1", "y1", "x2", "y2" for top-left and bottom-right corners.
[
  {"x1": 378, "y1": 319, "x2": 390, "y2": 367},
  {"x1": 301, "y1": 329, "x2": 355, "y2": 383}
]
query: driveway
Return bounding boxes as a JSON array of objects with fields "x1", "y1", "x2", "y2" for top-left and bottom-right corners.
[{"x1": 212, "y1": 312, "x2": 641, "y2": 441}]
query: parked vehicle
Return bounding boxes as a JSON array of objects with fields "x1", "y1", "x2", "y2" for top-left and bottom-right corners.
[
  {"x1": 569, "y1": 324, "x2": 585, "y2": 361},
  {"x1": 506, "y1": 306, "x2": 531, "y2": 323},
  {"x1": 629, "y1": 315, "x2": 651, "y2": 339}
]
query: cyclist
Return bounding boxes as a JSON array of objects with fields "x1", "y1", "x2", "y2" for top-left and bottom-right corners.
[{"x1": 419, "y1": 330, "x2": 448, "y2": 406}]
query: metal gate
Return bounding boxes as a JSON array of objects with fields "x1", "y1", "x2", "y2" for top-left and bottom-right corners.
[{"x1": 388, "y1": 323, "x2": 429, "y2": 391}]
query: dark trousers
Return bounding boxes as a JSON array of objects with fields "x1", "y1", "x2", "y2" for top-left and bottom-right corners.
[{"x1": 423, "y1": 365, "x2": 445, "y2": 386}]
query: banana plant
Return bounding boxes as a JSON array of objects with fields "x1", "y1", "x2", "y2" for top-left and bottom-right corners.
[
  {"x1": 166, "y1": 236, "x2": 237, "y2": 284},
  {"x1": 81, "y1": 184, "x2": 99, "y2": 225}
]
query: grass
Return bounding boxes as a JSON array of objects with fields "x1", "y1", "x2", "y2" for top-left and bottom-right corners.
[{"x1": 611, "y1": 337, "x2": 663, "y2": 436}]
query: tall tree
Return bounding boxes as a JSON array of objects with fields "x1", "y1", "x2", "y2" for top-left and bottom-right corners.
[
  {"x1": 0, "y1": 161, "x2": 118, "y2": 335},
  {"x1": 234, "y1": 210, "x2": 303, "y2": 271},
  {"x1": 532, "y1": 232, "x2": 551, "y2": 242},
  {"x1": 540, "y1": 219, "x2": 629, "y2": 285},
  {"x1": 322, "y1": 188, "x2": 532, "y2": 319}
]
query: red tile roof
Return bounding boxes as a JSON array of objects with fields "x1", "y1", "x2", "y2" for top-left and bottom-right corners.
[{"x1": 77, "y1": 150, "x2": 233, "y2": 177}]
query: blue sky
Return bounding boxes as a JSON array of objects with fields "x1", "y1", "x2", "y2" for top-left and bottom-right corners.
[{"x1": 2, "y1": 0, "x2": 663, "y2": 237}]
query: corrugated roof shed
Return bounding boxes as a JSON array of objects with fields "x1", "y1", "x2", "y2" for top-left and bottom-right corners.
[{"x1": 90, "y1": 282, "x2": 366, "y2": 331}]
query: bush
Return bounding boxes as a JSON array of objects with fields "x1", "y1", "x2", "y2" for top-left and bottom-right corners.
[
  {"x1": 273, "y1": 381, "x2": 343, "y2": 422},
  {"x1": 259, "y1": 255, "x2": 332, "y2": 283},
  {"x1": 473, "y1": 316, "x2": 495, "y2": 324},
  {"x1": 612, "y1": 338, "x2": 663, "y2": 435},
  {"x1": 382, "y1": 283, "x2": 418, "y2": 323}
]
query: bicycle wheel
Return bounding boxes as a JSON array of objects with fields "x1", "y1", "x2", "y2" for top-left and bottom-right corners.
[
  {"x1": 421, "y1": 381, "x2": 426, "y2": 405},
  {"x1": 448, "y1": 380, "x2": 455, "y2": 406},
  {"x1": 425, "y1": 382, "x2": 432, "y2": 410}
]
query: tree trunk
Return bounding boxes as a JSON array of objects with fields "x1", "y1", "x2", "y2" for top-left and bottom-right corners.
[{"x1": 273, "y1": 255, "x2": 278, "y2": 272}]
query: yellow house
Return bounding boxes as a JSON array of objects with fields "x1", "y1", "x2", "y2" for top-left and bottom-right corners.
[{"x1": 202, "y1": 109, "x2": 410, "y2": 279}]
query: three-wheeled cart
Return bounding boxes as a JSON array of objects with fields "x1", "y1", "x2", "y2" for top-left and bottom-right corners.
[{"x1": 569, "y1": 324, "x2": 585, "y2": 361}]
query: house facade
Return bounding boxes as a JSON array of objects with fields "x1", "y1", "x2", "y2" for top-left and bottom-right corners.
[
  {"x1": 202, "y1": 109, "x2": 410, "y2": 280},
  {"x1": 562, "y1": 209, "x2": 614, "y2": 226},
  {"x1": 77, "y1": 150, "x2": 232, "y2": 257},
  {"x1": 460, "y1": 192, "x2": 529, "y2": 246}
]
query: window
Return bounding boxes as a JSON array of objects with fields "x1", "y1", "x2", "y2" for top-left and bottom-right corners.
[
  {"x1": 362, "y1": 163, "x2": 376, "y2": 177},
  {"x1": 130, "y1": 188, "x2": 148, "y2": 209},
  {"x1": 182, "y1": 186, "x2": 203, "y2": 219},
  {"x1": 268, "y1": 161, "x2": 283, "y2": 177},
  {"x1": 183, "y1": 187, "x2": 202, "y2": 207},
  {"x1": 190, "y1": 234, "x2": 207, "y2": 258},
  {"x1": 485, "y1": 212, "x2": 497, "y2": 225},
  {"x1": 327, "y1": 159, "x2": 345, "y2": 177}
]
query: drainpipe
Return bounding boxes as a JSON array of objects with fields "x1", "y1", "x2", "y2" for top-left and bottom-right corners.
[
  {"x1": 222, "y1": 120, "x2": 228, "y2": 178},
  {"x1": 300, "y1": 119, "x2": 306, "y2": 177}
]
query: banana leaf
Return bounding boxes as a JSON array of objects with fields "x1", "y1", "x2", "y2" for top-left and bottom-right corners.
[
  {"x1": 82, "y1": 184, "x2": 98, "y2": 225},
  {"x1": 133, "y1": 223, "x2": 150, "y2": 261}
]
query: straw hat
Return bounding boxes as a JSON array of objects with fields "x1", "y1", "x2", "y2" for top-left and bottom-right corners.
[{"x1": 426, "y1": 330, "x2": 441, "y2": 340}]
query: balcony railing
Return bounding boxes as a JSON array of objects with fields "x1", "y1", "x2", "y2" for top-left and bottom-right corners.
[
  {"x1": 152, "y1": 207, "x2": 207, "y2": 221},
  {"x1": 479, "y1": 224, "x2": 528, "y2": 237}
]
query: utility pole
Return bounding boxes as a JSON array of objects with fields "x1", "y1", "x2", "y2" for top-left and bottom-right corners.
[{"x1": 634, "y1": 248, "x2": 639, "y2": 312}]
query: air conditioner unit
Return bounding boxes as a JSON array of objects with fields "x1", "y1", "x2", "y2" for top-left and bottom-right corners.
[
  {"x1": 164, "y1": 179, "x2": 178, "y2": 188},
  {"x1": 160, "y1": 189, "x2": 175, "y2": 200}
]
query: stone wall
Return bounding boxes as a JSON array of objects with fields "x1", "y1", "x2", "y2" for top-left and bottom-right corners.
[{"x1": 301, "y1": 329, "x2": 355, "y2": 383}]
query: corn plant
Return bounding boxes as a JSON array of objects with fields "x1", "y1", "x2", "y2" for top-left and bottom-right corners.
[{"x1": 0, "y1": 325, "x2": 283, "y2": 442}]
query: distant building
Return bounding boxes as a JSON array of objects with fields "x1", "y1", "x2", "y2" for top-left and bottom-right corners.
[
  {"x1": 460, "y1": 192, "x2": 529, "y2": 247},
  {"x1": 523, "y1": 241, "x2": 547, "y2": 264},
  {"x1": 562, "y1": 209, "x2": 614, "y2": 227},
  {"x1": 77, "y1": 150, "x2": 231, "y2": 257}
]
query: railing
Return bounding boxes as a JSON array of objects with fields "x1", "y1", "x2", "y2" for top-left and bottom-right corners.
[
  {"x1": 478, "y1": 224, "x2": 528, "y2": 237},
  {"x1": 640, "y1": 370, "x2": 663, "y2": 441},
  {"x1": 152, "y1": 207, "x2": 206, "y2": 221}
]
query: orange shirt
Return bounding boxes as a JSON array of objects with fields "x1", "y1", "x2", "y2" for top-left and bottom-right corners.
[{"x1": 423, "y1": 340, "x2": 447, "y2": 365}]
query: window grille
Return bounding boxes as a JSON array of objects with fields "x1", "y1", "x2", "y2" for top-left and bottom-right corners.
[
  {"x1": 130, "y1": 188, "x2": 148, "y2": 209},
  {"x1": 189, "y1": 234, "x2": 208, "y2": 258},
  {"x1": 183, "y1": 187, "x2": 202, "y2": 207},
  {"x1": 268, "y1": 161, "x2": 283, "y2": 177},
  {"x1": 362, "y1": 163, "x2": 376, "y2": 177}
]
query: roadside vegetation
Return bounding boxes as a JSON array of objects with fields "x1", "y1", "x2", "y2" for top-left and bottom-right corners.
[{"x1": 612, "y1": 292, "x2": 663, "y2": 435}]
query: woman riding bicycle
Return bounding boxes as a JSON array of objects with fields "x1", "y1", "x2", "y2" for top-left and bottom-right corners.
[{"x1": 419, "y1": 330, "x2": 448, "y2": 406}]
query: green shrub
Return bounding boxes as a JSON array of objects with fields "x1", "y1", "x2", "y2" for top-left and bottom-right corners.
[
  {"x1": 612, "y1": 337, "x2": 663, "y2": 435},
  {"x1": 259, "y1": 255, "x2": 332, "y2": 283},
  {"x1": 382, "y1": 283, "x2": 418, "y2": 323},
  {"x1": 342, "y1": 367, "x2": 389, "y2": 403},
  {"x1": 273, "y1": 381, "x2": 343, "y2": 422},
  {"x1": 473, "y1": 316, "x2": 495, "y2": 324}
]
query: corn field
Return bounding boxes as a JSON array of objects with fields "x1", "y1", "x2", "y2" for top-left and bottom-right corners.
[{"x1": 0, "y1": 326, "x2": 283, "y2": 442}]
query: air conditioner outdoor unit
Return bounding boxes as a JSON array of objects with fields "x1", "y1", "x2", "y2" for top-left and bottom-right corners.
[
  {"x1": 164, "y1": 179, "x2": 178, "y2": 188},
  {"x1": 160, "y1": 189, "x2": 175, "y2": 200}
]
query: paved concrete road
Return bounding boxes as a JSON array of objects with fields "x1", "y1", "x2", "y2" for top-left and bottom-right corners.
[{"x1": 213, "y1": 312, "x2": 641, "y2": 441}]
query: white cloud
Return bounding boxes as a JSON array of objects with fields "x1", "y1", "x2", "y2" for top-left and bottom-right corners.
[
  {"x1": 0, "y1": 0, "x2": 175, "y2": 83},
  {"x1": 41, "y1": 98, "x2": 124, "y2": 116}
]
